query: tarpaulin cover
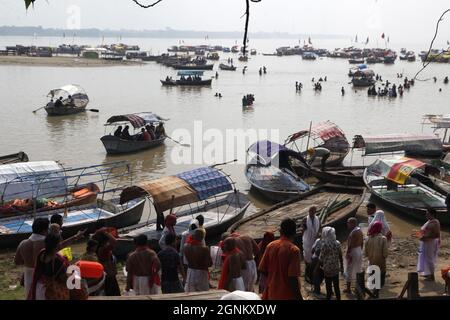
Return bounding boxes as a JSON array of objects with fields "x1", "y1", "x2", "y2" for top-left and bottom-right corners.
[
  {"x1": 106, "y1": 112, "x2": 164, "y2": 128},
  {"x1": 176, "y1": 167, "x2": 232, "y2": 200},
  {"x1": 368, "y1": 156, "x2": 426, "y2": 185},
  {"x1": 120, "y1": 167, "x2": 232, "y2": 211},
  {"x1": 247, "y1": 141, "x2": 288, "y2": 165},
  {"x1": 354, "y1": 133, "x2": 443, "y2": 156},
  {"x1": 0, "y1": 161, "x2": 66, "y2": 202},
  {"x1": 48, "y1": 84, "x2": 86, "y2": 98}
]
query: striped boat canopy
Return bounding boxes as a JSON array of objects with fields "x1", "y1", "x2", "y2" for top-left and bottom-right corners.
[
  {"x1": 120, "y1": 167, "x2": 233, "y2": 212},
  {"x1": 105, "y1": 112, "x2": 166, "y2": 128}
]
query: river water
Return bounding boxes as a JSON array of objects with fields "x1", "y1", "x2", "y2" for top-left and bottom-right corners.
[{"x1": 1, "y1": 36, "x2": 449, "y2": 236}]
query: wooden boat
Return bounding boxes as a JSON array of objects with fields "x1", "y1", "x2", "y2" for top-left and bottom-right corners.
[
  {"x1": 206, "y1": 52, "x2": 220, "y2": 60},
  {"x1": 363, "y1": 156, "x2": 449, "y2": 226},
  {"x1": 112, "y1": 166, "x2": 250, "y2": 258},
  {"x1": 352, "y1": 69, "x2": 376, "y2": 87},
  {"x1": 285, "y1": 121, "x2": 351, "y2": 169},
  {"x1": 101, "y1": 112, "x2": 167, "y2": 154},
  {"x1": 250, "y1": 49, "x2": 257, "y2": 55},
  {"x1": 302, "y1": 52, "x2": 317, "y2": 60},
  {"x1": 0, "y1": 183, "x2": 100, "y2": 217},
  {"x1": 0, "y1": 152, "x2": 29, "y2": 165},
  {"x1": 228, "y1": 184, "x2": 367, "y2": 240},
  {"x1": 0, "y1": 197, "x2": 145, "y2": 249},
  {"x1": 352, "y1": 133, "x2": 444, "y2": 158},
  {"x1": 45, "y1": 84, "x2": 89, "y2": 116},
  {"x1": 172, "y1": 63, "x2": 214, "y2": 70},
  {"x1": 219, "y1": 63, "x2": 236, "y2": 71},
  {"x1": 245, "y1": 141, "x2": 311, "y2": 202},
  {"x1": 0, "y1": 161, "x2": 145, "y2": 249},
  {"x1": 161, "y1": 70, "x2": 212, "y2": 86},
  {"x1": 349, "y1": 58, "x2": 365, "y2": 64},
  {"x1": 298, "y1": 165, "x2": 366, "y2": 187}
]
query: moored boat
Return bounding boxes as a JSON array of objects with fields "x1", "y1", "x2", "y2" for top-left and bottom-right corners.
[
  {"x1": 101, "y1": 112, "x2": 167, "y2": 154},
  {"x1": 245, "y1": 141, "x2": 311, "y2": 202},
  {"x1": 44, "y1": 84, "x2": 89, "y2": 116},
  {"x1": 113, "y1": 166, "x2": 250, "y2": 258},
  {"x1": 219, "y1": 63, "x2": 236, "y2": 71},
  {"x1": 363, "y1": 156, "x2": 449, "y2": 226},
  {"x1": 228, "y1": 184, "x2": 367, "y2": 240},
  {"x1": 0, "y1": 152, "x2": 29, "y2": 165}
]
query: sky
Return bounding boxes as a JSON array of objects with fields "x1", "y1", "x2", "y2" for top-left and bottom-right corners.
[{"x1": 1, "y1": 0, "x2": 450, "y2": 42}]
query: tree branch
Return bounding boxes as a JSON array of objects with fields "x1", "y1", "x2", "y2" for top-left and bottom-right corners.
[{"x1": 131, "y1": 0, "x2": 165, "y2": 8}]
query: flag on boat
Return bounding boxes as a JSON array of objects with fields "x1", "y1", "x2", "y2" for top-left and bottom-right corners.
[
  {"x1": 366, "y1": 37, "x2": 369, "y2": 45},
  {"x1": 308, "y1": 37, "x2": 312, "y2": 45},
  {"x1": 387, "y1": 36, "x2": 390, "y2": 43},
  {"x1": 355, "y1": 35, "x2": 358, "y2": 43},
  {"x1": 381, "y1": 33, "x2": 385, "y2": 39}
]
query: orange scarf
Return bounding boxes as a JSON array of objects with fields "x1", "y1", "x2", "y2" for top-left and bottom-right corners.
[
  {"x1": 218, "y1": 248, "x2": 241, "y2": 290},
  {"x1": 186, "y1": 234, "x2": 202, "y2": 246}
]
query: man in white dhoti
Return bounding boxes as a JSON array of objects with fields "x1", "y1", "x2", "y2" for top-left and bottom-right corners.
[
  {"x1": 14, "y1": 218, "x2": 49, "y2": 299},
  {"x1": 417, "y1": 209, "x2": 441, "y2": 281},
  {"x1": 184, "y1": 229, "x2": 212, "y2": 292},
  {"x1": 126, "y1": 234, "x2": 161, "y2": 295},
  {"x1": 302, "y1": 206, "x2": 320, "y2": 283},
  {"x1": 367, "y1": 203, "x2": 392, "y2": 244},
  {"x1": 344, "y1": 217, "x2": 363, "y2": 294}
]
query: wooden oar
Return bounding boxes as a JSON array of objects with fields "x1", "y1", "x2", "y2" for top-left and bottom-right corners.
[
  {"x1": 211, "y1": 159, "x2": 238, "y2": 168},
  {"x1": 32, "y1": 106, "x2": 45, "y2": 113},
  {"x1": 166, "y1": 136, "x2": 190, "y2": 147},
  {"x1": 87, "y1": 109, "x2": 99, "y2": 113}
]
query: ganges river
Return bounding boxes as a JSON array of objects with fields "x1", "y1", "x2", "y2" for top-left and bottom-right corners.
[{"x1": 1, "y1": 36, "x2": 449, "y2": 237}]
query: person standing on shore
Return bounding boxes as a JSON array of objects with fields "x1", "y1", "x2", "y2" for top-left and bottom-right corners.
[
  {"x1": 235, "y1": 234, "x2": 259, "y2": 292},
  {"x1": 179, "y1": 219, "x2": 199, "y2": 272},
  {"x1": 159, "y1": 214, "x2": 177, "y2": 251},
  {"x1": 256, "y1": 231, "x2": 275, "y2": 294},
  {"x1": 344, "y1": 217, "x2": 363, "y2": 294},
  {"x1": 367, "y1": 203, "x2": 392, "y2": 245},
  {"x1": 319, "y1": 227, "x2": 343, "y2": 300},
  {"x1": 364, "y1": 221, "x2": 388, "y2": 298},
  {"x1": 158, "y1": 233, "x2": 186, "y2": 294},
  {"x1": 416, "y1": 209, "x2": 441, "y2": 281},
  {"x1": 259, "y1": 218, "x2": 303, "y2": 300},
  {"x1": 184, "y1": 229, "x2": 212, "y2": 292},
  {"x1": 218, "y1": 237, "x2": 246, "y2": 291},
  {"x1": 302, "y1": 206, "x2": 320, "y2": 283},
  {"x1": 14, "y1": 218, "x2": 49, "y2": 299}
]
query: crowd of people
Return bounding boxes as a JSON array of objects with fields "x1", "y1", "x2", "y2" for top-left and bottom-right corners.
[
  {"x1": 242, "y1": 94, "x2": 255, "y2": 107},
  {"x1": 113, "y1": 123, "x2": 166, "y2": 142},
  {"x1": 12, "y1": 197, "x2": 445, "y2": 300}
]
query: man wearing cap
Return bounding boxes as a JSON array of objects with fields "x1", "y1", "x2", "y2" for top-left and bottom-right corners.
[{"x1": 307, "y1": 147, "x2": 331, "y2": 171}]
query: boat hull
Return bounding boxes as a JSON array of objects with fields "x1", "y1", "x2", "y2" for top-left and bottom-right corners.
[
  {"x1": 0, "y1": 152, "x2": 29, "y2": 165},
  {"x1": 45, "y1": 105, "x2": 86, "y2": 116},
  {"x1": 0, "y1": 198, "x2": 145, "y2": 250},
  {"x1": 160, "y1": 79, "x2": 212, "y2": 86},
  {"x1": 101, "y1": 135, "x2": 166, "y2": 154},
  {"x1": 172, "y1": 64, "x2": 214, "y2": 70}
]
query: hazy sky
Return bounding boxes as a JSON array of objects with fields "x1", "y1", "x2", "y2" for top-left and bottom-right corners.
[{"x1": 2, "y1": 0, "x2": 450, "y2": 42}]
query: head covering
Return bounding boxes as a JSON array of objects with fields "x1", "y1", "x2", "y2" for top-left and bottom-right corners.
[
  {"x1": 188, "y1": 219, "x2": 199, "y2": 231},
  {"x1": 259, "y1": 231, "x2": 275, "y2": 254},
  {"x1": 164, "y1": 214, "x2": 177, "y2": 234},
  {"x1": 307, "y1": 148, "x2": 315, "y2": 155},
  {"x1": 322, "y1": 226, "x2": 336, "y2": 243},
  {"x1": 368, "y1": 221, "x2": 383, "y2": 236},
  {"x1": 369, "y1": 210, "x2": 390, "y2": 235}
]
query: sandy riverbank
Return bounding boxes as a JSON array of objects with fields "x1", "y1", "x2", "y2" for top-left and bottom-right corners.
[{"x1": 0, "y1": 55, "x2": 143, "y2": 67}]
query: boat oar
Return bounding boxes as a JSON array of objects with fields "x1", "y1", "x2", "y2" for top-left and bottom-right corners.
[
  {"x1": 166, "y1": 136, "x2": 190, "y2": 147},
  {"x1": 32, "y1": 106, "x2": 45, "y2": 113},
  {"x1": 87, "y1": 109, "x2": 99, "y2": 113},
  {"x1": 211, "y1": 159, "x2": 238, "y2": 168}
]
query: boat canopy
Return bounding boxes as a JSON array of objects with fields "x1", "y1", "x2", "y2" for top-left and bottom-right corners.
[
  {"x1": 358, "y1": 64, "x2": 368, "y2": 70},
  {"x1": 105, "y1": 112, "x2": 166, "y2": 128},
  {"x1": 119, "y1": 167, "x2": 233, "y2": 212},
  {"x1": 368, "y1": 156, "x2": 426, "y2": 185},
  {"x1": 247, "y1": 140, "x2": 308, "y2": 167},
  {"x1": 48, "y1": 84, "x2": 88, "y2": 99},
  {"x1": 353, "y1": 133, "x2": 443, "y2": 156},
  {"x1": 354, "y1": 69, "x2": 375, "y2": 77},
  {"x1": 177, "y1": 70, "x2": 205, "y2": 76},
  {"x1": 0, "y1": 161, "x2": 66, "y2": 202},
  {"x1": 422, "y1": 114, "x2": 450, "y2": 129},
  {"x1": 286, "y1": 121, "x2": 347, "y2": 144}
]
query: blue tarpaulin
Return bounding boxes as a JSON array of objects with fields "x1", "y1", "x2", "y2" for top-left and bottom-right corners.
[{"x1": 177, "y1": 167, "x2": 232, "y2": 200}]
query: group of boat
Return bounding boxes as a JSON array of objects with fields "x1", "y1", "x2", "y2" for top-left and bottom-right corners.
[{"x1": 2, "y1": 116, "x2": 449, "y2": 256}]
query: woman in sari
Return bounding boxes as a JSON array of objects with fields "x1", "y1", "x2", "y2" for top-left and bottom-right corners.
[{"x1": 28, "y1": 233, "x2": 69, "y2": 300}]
